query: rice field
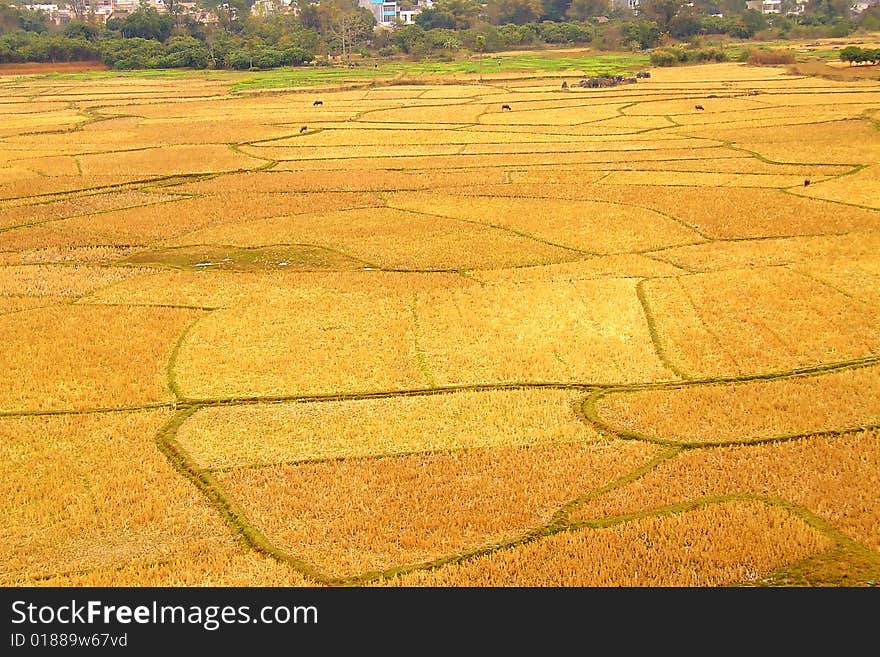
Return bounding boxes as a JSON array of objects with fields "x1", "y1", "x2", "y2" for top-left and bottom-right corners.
[{"x1": 2, "y1": 57, "x2": 878, "y2": 587}]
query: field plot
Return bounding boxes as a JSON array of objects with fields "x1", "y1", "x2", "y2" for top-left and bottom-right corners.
[
  {"x1": 0, "y1": 189, "x2": 180, "y2": 231},
  {"x1": 651, "y1": 231, "x2": 880, "y2": 273},
  {"x1": 167, "y1": 206, "x2": 577, "y2": 270},
  {"x1": 0, "y1": 305, "x2": 200, "y2": 412},
  {"x1": 589, "y1": 364, "x2": 880, "y2": 444},
  {"x1": 794, "y1": 165, "x2": 880, "y2": 209},
  {"x1": 386, "y1": 191, "x2": 701, "y2": 254},
  {"x1": 214, "y1": 440, "x2": 658, "y2": 579},
  {"x1": 571, "y1": 430, "x2": 880, "y2": 554},
  {"x1": 414, "y1": 277, "x2": 676, "y2": 385},
  {"x1": 641, "y1": 267, "x2": 880, "y2": 378},
  {"x1": 545, "y1": 184, "x2": 880, "y2": 239},
  {"x1": 17, "y1": 548, "x2": 311, "y2": 587},
  {"x1": 83, "y1": 269, "x2": 469, "y2": 308},
  {"x1": 692, "y1": 118, "x2": 880, "y2": 164},
  {"x1": 173, "y1": 290, "x2": 427, "y2": 398},
  {"x1": 1, "y1": 58, "x2": 878, "y2": 587},
  {"x1": 0, "y1": 410, "x2": 236, "y2": 583},
  {"x1": 0, "y1": 264, "x2": 152, "y2": 297},
  {"x1": 177, "y1": 388, "x2": 601, "y2": 469},
  {"x1": 383, "y1": 501, "x2": 831, "y2": 586}
]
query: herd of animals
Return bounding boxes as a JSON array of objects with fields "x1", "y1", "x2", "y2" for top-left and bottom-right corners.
[{"x1": 299, "y1": 69, "x2": 810, "y2": 188}]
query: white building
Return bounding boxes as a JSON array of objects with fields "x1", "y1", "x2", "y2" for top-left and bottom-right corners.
[
  {"x1": 398, "y1": 8, "x2": 419, "y2": 24},
  {"x1": 745, "y1": 0, "x2": 810, "y2": 13},
  {"x1": 852, "y1": 0, "x2": 879, "y2": 12},
  {"x1": 610, "y1": 0, "x2": 640, "y2": 12},
  {"x1": 357, "y1": 0, "x2": 431, "y2": 27}
]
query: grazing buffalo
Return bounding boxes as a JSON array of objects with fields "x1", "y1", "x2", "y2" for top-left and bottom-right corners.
[
  {"x1": 501, "y1": 104, "x2": 512, "y2": 111},
  {"x1": 578, "y1": 75, "x2": 634, "y2": 88},
  {"x1": 804, "y1": 179, "x2": 811, "y2": 186},
  {"x1": 313, "y1": 100, "x2": 323, "y2": 106},
  {"x1": 695, "y1": 104, "x2": 705, "y2": 110},
  {"x1": 300, "y1": 126, "x2": 308, "y2": 133}
]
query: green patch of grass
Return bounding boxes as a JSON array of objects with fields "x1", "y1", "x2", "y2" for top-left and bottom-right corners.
[
  {"x1": 740, "y1": 541, "x2": 880, "y2": 587},
  {"x1": 10, "y1": 51, "x2": 653, "y2": 92},
  {"x1": 229, "y1": 52, "x2": 651, "y2": 92},
  {"x1": 121, "y1": 244, "x2": 363, "y2": 272},
  {"x1": 19, "y1": 68, "x2": 236, "y2": 83}
]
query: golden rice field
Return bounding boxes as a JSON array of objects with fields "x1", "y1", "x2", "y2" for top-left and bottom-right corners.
[{"x1": 2, "y1": 58, "x2": 879, "y2": 588}]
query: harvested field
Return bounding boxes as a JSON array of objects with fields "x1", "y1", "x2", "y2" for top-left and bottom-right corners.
[
  {"x1": 1, "y1": 57, "x2": 878, "y2": 588},
  {"x1": 82, "y1": 269, "x2": 470, "y2": 308},
  {"x1": 651, "y1": 231, "x2": 880, "y2": 273},
  {"x1": 215, "y1": 440, "x2": 659, "y2": 579},
  {"x1": 177, "y1": 388, "x2": 601, "y2": 469},
  {"x1": 166, "y1": 206, "x2": 579, "y2": 270},
  {"x1": 173, "y1": 291, "x2": 427, "y2": 398},
  {"x1": 386, "y1": 192, "x2": 701, "y2": 254},
  {"x1": 641, "y1": 267, "x2": 880, "y2": 377},
  {"x1": 0, "y1": 305, "x2": 201, "y2": 412},
  {"x1": 571, "y1": 430, "x2": 880, "y2": 553},
  {"x1": 414, "y1": 278, "x2": 677, "y2": 386},
  {"x1": 589, "y1": 364, "x2": 880, "y2": 444},
  {"x1": 382, "y1": 501, "x2": 832, "y2": 586},
  {"x1": 0, "y1": 264, "x2": 154, "y2": 297},
  {"x1": 0, "y1": 410, "x2": 236, "y2": 583}
]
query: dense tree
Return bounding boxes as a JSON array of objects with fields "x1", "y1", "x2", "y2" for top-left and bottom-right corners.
[
  {"x1": 106, "y1": 8, "x2": 175, "y2": 42},
  {"x1": 484, "y1": 0, "x2": 545, "y2": 25},
  {"x1": 538, "y1": 20, "x2": 594, "y2": 42},
  {"x1": 859, "y1": 5, "x2": 880, "y2": 30},
  {"x1": 391, "y1": 23, "x2": 427, "y2": 52},
  {"x1": 63, "y1": 20, "x2": 102, "y2": 41},
  {"x1": 62, "y1": 0, "x2": 90, "y2": 21},
  {"x1": 565, "y1": 0, "x2": 610, "y2": 21},
  {"x1": 542, "y1": 0, "x2": 571, "y2": 21},
  {"x1": 807, "y1": 0, "x2": 852, "y2": 21},
  {"x1": 620, "y1": 19, "x2": 661, "y2": 48},
  {"x1": 840, "y1": 45, "x2": 880, "y2": 63},
  {"x1": 425, "y1": 27, "x2": 462, "y2": 49},
  {"x1": 415, "y1": 7, "x2": 457, "y2": 29},
  {"x1": 639, "y1": 0, "x2": 686, "y2": 30},
  {"x1": 432, "y1": 0, "x2": 483, "y2": 29},
  {"x1": 159, "y1": 34, "x2": 209, "y2": 66},
  {"x1": 314, "y1": 0, "x2": 375, "y2": 60},
  {"x1": 668, "y1": 4, "x2": 704, "y2": 37},
  {"x1": 739, "y1": 8, "x2": 767, "y2": 35}
]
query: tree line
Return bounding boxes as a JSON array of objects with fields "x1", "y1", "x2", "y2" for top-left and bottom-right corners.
[
  {"x1": 839, "y1": 45, "x2": 880, "y2": 63},
  {"x1": 0, "y1": 0, "x2": 876, "y2": 70}
]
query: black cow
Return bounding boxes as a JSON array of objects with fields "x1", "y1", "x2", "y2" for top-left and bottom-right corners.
[
  {"x1": 300, "y1": 126, "x2": 308, "y2": 133},
  {"x1": 313, "y1": 100, "x2": 323, "y2": 106},
  {"x1": 501, "y1": 104, "x2": 511, "y2": 111},
  {"x1": 694, "y1": 104, "x2": 705, "y2": 110}
]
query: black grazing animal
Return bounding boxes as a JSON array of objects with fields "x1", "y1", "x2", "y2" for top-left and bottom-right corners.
[
  {"x1": 694, "y1": 104, "x2": 705, "y2": 110},
  {"x1": 501, "y1": 104, "x2": 512, "y2": 111},
  {"x1": 300, "y1": 126, "x2": 308, "y2": 133},
  {"x1": 804, "y1": 179, "x2": 811, "y2": 186},
  {"x1": 561, "y1": 80, "x2": 568, "y2": 89},
  {"x1": 313, "y1": 100, "x2": 323, "y2": 106}
]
